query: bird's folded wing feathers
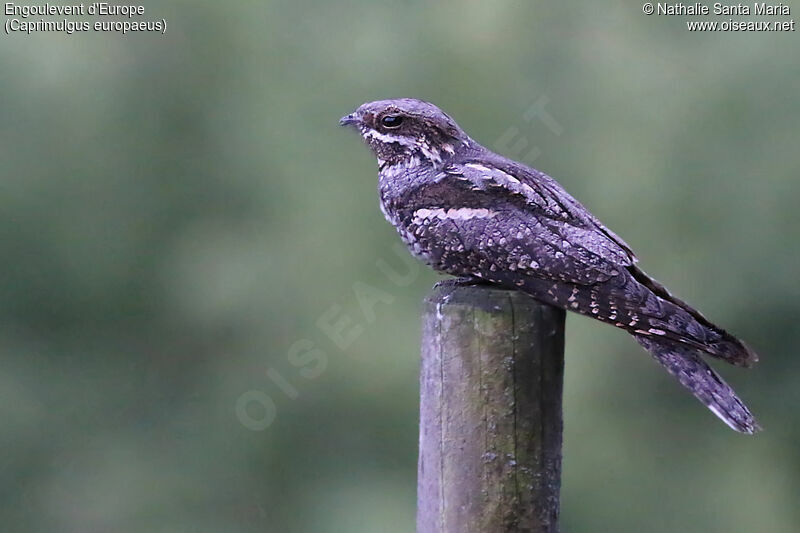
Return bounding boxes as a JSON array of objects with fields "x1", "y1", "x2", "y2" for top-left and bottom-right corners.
[{"x1": 438, "y1": 162, "x2": 637, "y2": 279}]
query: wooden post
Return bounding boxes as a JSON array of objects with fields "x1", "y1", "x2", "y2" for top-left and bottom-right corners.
[{"x1": 417, "y1": 283, "x2": 566, "y2": 533}]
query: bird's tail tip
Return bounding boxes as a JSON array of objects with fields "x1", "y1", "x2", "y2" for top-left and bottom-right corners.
[
  {"x1": 706, "y1": 400, "x2": 762, "y2": 435},
  {"x1": 635, "y1": 335, "x2": 761, "y2": 435}
]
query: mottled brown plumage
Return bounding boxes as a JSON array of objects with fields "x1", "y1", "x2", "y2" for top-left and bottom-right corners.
[{"x1": 341, "y1": 98, "x2": 759, "y2": 433}]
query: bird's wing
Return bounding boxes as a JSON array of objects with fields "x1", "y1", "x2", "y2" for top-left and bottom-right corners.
[
  {"x1": 452, "y1": 161, "x2": 636, "y2": 262},
  {"x1": 408, "y1": 160, "x2": 636, "y2": 285}
]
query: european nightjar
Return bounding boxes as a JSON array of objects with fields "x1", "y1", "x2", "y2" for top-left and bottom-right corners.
[{"x1": 341, "y1": 98, "x2": 759, "y2": 434}]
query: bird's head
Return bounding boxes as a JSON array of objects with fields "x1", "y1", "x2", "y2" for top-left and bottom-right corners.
[{"x1": 340, "y1": 98, "x2": 469, "y2": 167}]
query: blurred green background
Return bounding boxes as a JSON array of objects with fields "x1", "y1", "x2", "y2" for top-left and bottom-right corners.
[{"x1": 1, "y1": 1, "x2": 799, "y2": 532}]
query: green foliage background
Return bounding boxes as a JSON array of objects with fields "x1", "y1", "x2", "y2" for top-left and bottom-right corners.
[{"x1": 1, "y1": 2, "x2": 798, "y2": 531}]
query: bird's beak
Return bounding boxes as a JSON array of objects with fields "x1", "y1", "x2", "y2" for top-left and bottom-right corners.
[{"x1": 339, "y1": 113, "x2": 359, "y2": 127}]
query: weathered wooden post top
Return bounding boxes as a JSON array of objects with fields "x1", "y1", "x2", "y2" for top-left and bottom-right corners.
[{"x1": 417, "y1": 282, "x2": 566, "y2": 533}]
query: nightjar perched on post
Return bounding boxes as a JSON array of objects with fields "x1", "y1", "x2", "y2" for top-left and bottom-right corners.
[{"x1": 340, "y1": 98, "x2": 759, "y2": 434}]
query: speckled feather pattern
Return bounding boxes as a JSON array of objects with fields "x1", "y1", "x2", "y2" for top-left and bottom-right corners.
[{"x1": 343, "y1": 98, "x2": 759, "y2": 434}]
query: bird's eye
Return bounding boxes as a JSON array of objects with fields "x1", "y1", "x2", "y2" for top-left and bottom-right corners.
[{"x1": 381, "y1": 115, "x2": 404, "y2": 129}]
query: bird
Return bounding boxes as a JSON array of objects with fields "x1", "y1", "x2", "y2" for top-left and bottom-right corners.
[{"x1": 340, "y1": 98, "x2": 759, "y2": 434}]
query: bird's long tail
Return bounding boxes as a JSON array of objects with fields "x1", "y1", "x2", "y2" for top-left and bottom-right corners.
[
  {"x1": 508, "y1": 271, "x2": 760, "y2": 432},
  {"x1": 634, "y1": 334, "x2": 760, "y2": 434}
]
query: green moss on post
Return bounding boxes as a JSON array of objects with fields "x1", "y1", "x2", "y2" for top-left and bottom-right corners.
[{"x1": 417, "y1": 283, "x2": 565, "y2": 533}]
